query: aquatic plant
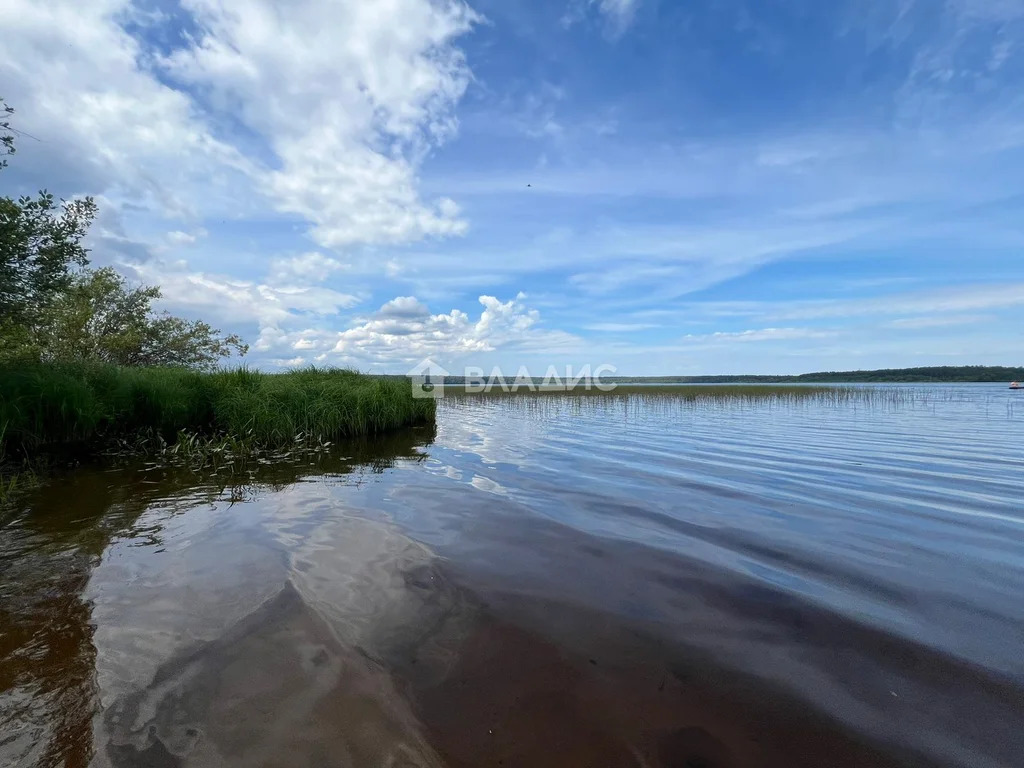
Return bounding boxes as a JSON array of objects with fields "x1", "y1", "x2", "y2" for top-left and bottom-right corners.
[
  {"x1": 0, "y1": 468, "x2": 35, "y2": 505},
  {"x1": 438, "y1": 383, "x2": 982, "y2": 414},
  {"x1": 0, "y1": 363, "x2": 435, "y2": 460},
  {"x1": 443, "y1": 383, "x2": 882, "y2": 402}
]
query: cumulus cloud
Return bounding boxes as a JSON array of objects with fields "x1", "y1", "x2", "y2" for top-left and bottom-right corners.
[
  {"x1": 159, "y1": 0, "x2": 477, "y2": 246},
  {"x1": 7, "y1": 0, "x2": 1017, "y2": 375},
  {"x1": 0, "y1": 0, "x2": 499, "y2": 370},
  {"x1": 1, "y1": 0, "x2": 476, "y2": 247},
  {"x1": 377, "y1": 296, "x2": 432, "y2": 318},
  {"x1": 331, "y1": 295, "x2": 538, "y2": 361},
  {"x1": 0, "y1": 0, "x2": 251, "y2": 214},
  {"x1": 241, "y1": 294, "x2": 580, "y2": 368}
]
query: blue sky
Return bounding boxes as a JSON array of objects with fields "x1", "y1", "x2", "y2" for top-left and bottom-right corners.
[{"x1": 2, "y1": 0, "x2": 1023, "y2": 374}]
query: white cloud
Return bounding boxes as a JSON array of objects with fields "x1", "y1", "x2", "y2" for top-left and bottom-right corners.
[
  {"x1": 596, "y1": 0, "x2": 639, "y2": 23},
  {"x1": 378, "y1": 296, "x2": 432, "y2": 318},
  {"x1": 0, "y1": 0, "x2": 252, "y2": 216},
  {"x1": 771, "y1": 283, "x2": 1024, "y2": 321},
  {"x1": 269, "y1": 252, "x2": 347, "y2": 284},
  {"x1": 331, "y1": 294, "x2": 541, "y2": 361},
  {"x1": 583, "y1": 322, "x2": 658, "y2": 332},
  {"x1": 601, "y1": 327, "x2": 838, "y2": 353},
  {"x1": 1, "y1": 0, "x2": 477, "y2": 248},
  {"x1": 561, "y1": 217, "x2": 881, "y2": 303},
  {"x1": 704, "y1": 328, "x2": 836, "y2": 343},
  {"x1": 888, "y1": 0, "x2": 1024, "y2": 128},
  {"x1": 615, "y1": 283, "x2": 1024, "y2": 332},
  {"x1": 886, "y1": 314, "x2": 992, "y2": 329},
  {"x1": 159, "y1": 0, "x2": 477, "y2": 247},
  {"x1": 4, "y1": 0, "x2": 1021, "y2": 376},
  {"x1": 164, "y1": 229, "x2": 208, "y2": 249},
  {"x1": 0, "y1": 0, "x2": 493, "y2": 372},
  {"x1": 564, "y1": 0, "x2": 640, "y2": 37},
  {"x1": 241, "y1": 294, "x2": 580, "y2": 368},
  {"x1": 129, "y1": 260, "x2": 361, "y2": 332},
  {"x1": 947, "y1": 0, "x2": 1024, "y2": 25}
]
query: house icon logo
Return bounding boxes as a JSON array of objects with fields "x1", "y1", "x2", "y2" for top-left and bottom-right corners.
[{"x1": 407, "y1": 358, "x2": 450, "y2": 399}]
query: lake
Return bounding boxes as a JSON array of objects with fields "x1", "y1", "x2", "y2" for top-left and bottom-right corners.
[{"x1": 1, "y1": 384, "x2": 1022, "y2": 768}]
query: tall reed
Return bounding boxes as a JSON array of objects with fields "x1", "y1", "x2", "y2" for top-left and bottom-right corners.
[{"x1": 0, "y1": 363, "x2": 435, "y2": 457}]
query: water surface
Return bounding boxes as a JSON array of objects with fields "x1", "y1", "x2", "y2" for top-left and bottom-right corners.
[{"x1": 2, "y1": 385, "x2": 1022, "y2": 767}]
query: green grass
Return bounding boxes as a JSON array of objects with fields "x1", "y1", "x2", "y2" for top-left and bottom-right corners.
[{"x1": 0, "y1": 363, "x2": 435, "y2": 460}]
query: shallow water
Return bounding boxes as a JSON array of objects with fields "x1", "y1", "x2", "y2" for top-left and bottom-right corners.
[{"x1": 2, "y1": 385, "x2": 1023, "y2": 768}]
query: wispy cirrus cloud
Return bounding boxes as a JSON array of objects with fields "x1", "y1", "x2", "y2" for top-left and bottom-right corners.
[
  {"x1": 768, "y1": 283, "x2": 1024, "y2": 322},
  {"x1": 617, "y1": 282, "x2": 1024, "y2": 324},
  {"x1": 562, "y1": 0, "x2": 640, "y2": 38},
  {"x1": 128, "y1": 261, "x2": 362, "y2": 330},
  {"x1": 886, "y1": 315, "x2": 992, "y2": 330}
]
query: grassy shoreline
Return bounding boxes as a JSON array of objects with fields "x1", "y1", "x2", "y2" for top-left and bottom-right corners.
[{"x1": 1, "y1": 363, "x2": 435, "y2": 465}]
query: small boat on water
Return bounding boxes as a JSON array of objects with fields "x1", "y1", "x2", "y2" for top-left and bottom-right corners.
[{"x1": 1011, "y1": 381, "x2": 1022, "y2": 390}]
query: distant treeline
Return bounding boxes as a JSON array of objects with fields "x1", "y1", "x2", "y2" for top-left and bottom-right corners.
[
  {"x1": 615, "y1": 366, "x2": 1024, "y2": 383},
  {"x1": 614, "y1": 366, "x2": 1024, "y2": 383},
  {"x1": 397, "y1": 366, "x2": 1024, "y2": 385}
]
